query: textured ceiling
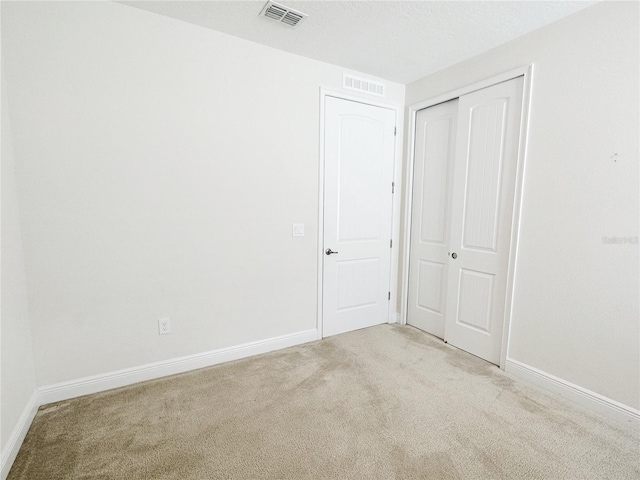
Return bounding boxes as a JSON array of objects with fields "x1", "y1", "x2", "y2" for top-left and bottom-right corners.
[{"x1": 119, "y1": 1, "x2": 597, "y2": 84}]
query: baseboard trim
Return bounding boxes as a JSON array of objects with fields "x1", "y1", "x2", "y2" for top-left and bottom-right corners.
[
  {"x1": 39, "y1": 329, "x2": 318, "y2": 406},
  {"x1": 1, "y1": 390, "x2": 39, "y2": 480},
  {"x1": 505, "y1": 358, "x2": 640, "y2": 429}
]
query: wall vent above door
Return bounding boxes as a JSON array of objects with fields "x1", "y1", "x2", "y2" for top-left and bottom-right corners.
[
  {"x1": 260, "y1": 1, "x2": 307, "y2": 28},
  {"x1": 343, "y1": 74, "x2": 385, "y2": 97}
]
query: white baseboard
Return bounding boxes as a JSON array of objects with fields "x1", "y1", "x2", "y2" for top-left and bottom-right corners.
[
  {"x1": 505, "y1": 358, "x2": 640, "y2": 429},
  {"x1": 39, "y1": 328, "x2": 318, "y2": 405},
  {"x1": 1, "y1": 390, "x2": 39, "y2": 480}
]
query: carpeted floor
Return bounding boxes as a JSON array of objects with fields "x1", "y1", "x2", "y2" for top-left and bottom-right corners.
[{"x1": 8, "y1": 324, "x2": 640, "y2": 479}]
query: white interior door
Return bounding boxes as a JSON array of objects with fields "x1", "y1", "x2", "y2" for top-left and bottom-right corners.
[
  {"x1": 407, "y1": 100, "x2": 458, "y2": 338},
  {"x1": 322, "y1": 96, "x2": 396, "y2": 338},
  {"x1": 444, "y1": 77, "x2": 524, "y2": 364}
]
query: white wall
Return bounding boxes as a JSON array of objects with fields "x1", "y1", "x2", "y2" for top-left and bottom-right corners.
[
  {"x1": 1, "y1": 68, "x2": 38, "y2": 459},
  {"x1": 405, "y1": 1, "x2": 639, "y2": 409},
  {"x1": 1, "y1": 1, "x2": 404, "y2": 387}
]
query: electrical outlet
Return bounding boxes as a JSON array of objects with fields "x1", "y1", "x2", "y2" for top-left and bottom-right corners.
[{"x1": 158, "y1": 317, "x2": 171, "y2": 335}]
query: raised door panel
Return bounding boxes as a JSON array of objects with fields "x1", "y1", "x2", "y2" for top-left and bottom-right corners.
[
  {"x1": 419, "y1": 116, "x2": 454, "y2": 245},
  {"x1": 338, "y1": 117, "x2": 385, "y2": 242},
  {"x1": 417, "y1": 260, "x2": 445, "y2": 314},
  {"x1": 336, "y1": 258, "x2": 380, "y2": 311},
  {"x1": 462, "y1": 100, "x2": 508, "y2": 252},
  {"x1": 456, "y1": 269, "x2": 494, "y2": 333}
]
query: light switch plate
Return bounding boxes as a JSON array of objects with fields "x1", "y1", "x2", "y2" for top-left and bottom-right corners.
[{"x1": 292, "y1": 223, "x2": 304, "y2": 237}]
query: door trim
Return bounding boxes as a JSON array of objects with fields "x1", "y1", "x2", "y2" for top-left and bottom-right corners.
[
  {"x1": 317, "y1": 89, "x2": 401, "y2": 339},
  {"x1": 400, "y1": 65, "x2": 534, "y2": 369}
]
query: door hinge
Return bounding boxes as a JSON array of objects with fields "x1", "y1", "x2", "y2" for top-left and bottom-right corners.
[
  {"x1": 388, "y1": 291, "x2": 391, "y2": 300},
  {"x1": 392, "y1": 181, "x2": 395, "y2": 194},
  {"x1": 390, "y1": 239, "x2": 393, "y2": 248},
  {"x1": 394, "y1": 126, "x2": 397, "y2": 136}
]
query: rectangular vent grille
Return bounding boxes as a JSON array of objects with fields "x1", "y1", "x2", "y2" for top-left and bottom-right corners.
[
  {"x1": 260, "y1": 1, "x2": 307, "y2": 28},
  {"x1": 343, "y1": 75, "x2": 385, "y2": 97}
]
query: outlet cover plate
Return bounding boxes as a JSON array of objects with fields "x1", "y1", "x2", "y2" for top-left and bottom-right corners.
[
  {"x1": 158, "y1": 317, "x2": 171, "y2": 335},
  {"x1": 292, "y1": 223, "x2": 304, "y2": 237}
]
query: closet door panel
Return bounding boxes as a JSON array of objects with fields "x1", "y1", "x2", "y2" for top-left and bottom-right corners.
[
  {"x1": 444, "y1": 77, "x2": 524, "y2": 365},
  {"x1": 407, "y1": 100, "x2": 458, "y2": 338}
]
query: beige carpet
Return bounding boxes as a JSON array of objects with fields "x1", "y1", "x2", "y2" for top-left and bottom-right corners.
[{"x1": 8, "y1": 324, "x2": 640, "y2": 479}]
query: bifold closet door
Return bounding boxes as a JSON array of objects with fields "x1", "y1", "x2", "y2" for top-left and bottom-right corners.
[
  {"x1": 408, "y1": 77, "x2": 524, "y2": 365},
  {"x1": 407, "y1": 100, "x2": 458, "y2": 338}
]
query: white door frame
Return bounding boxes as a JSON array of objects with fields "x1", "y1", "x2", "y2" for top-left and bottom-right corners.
[
  {"x1": 400, "y1": 65, "x2": 534, "y2": 368},
  {"x1": 317, "y1": 89, "x2": 401, "y2": 339}
]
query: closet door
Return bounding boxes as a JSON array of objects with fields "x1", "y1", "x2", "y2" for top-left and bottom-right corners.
[
  {"x1": 444, "y1": 77, "x2": 524, "y2": 365},
  {"x1": 407, "y1": 100, "x2": 458, "y2": 338}
]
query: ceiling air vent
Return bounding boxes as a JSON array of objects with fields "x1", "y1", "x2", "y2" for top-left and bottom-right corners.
[
  {"x1": 343, "y1": 74, "x2": 385, "y2": 97},
  {"x1": 260, "y1": 1, "x2": 307, "y2": 28}
]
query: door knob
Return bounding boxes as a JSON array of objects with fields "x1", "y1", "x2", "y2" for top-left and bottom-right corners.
[
  {"x1": 451, "y1": 252, "x2": 457, "y2": 259},
  {"x1": 325, "y1": 248, "x2": 339, "y2": 255}
]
